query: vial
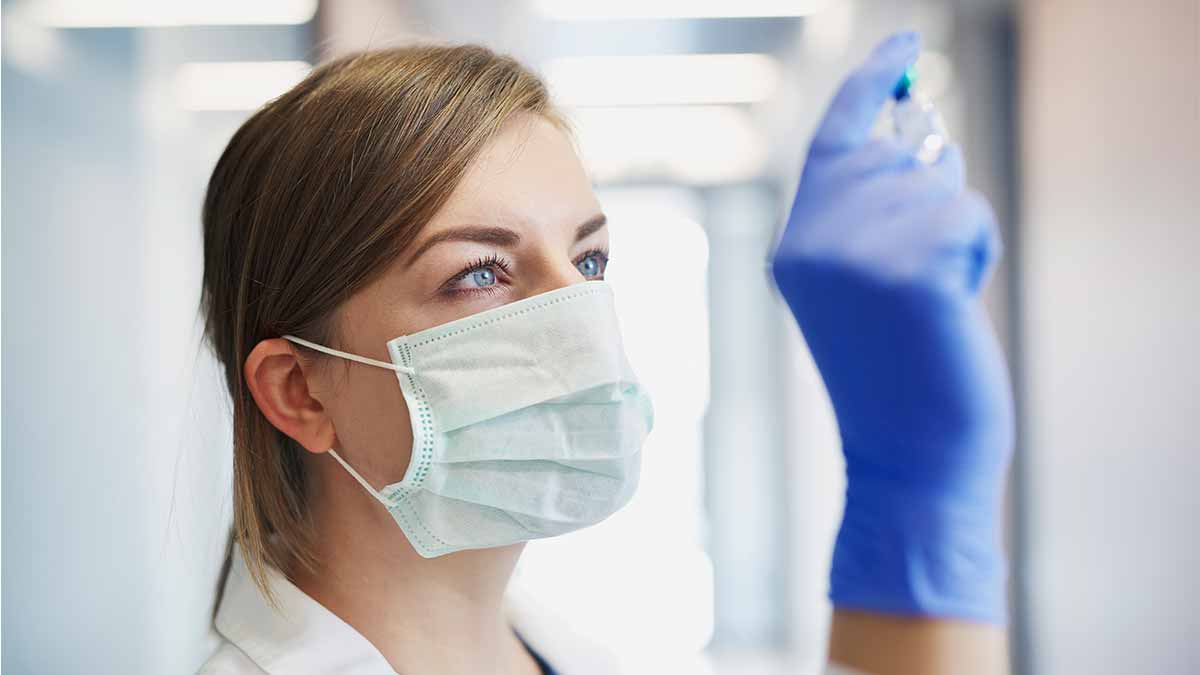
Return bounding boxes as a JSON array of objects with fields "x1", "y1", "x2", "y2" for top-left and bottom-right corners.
[{"x1": 891, "y1": 65, "x2": 947, "y2": 164}]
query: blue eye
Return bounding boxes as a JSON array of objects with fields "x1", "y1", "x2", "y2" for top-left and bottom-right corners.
[
  {"x1": 468, "y1": 267, "x2": 496, "y2": 287},
  {"x1": 442, "y1": 254, "x2": 511, "y2": 297},
  {"x1": 576, "y1": 251, "x2": 607, "y2": 278}
]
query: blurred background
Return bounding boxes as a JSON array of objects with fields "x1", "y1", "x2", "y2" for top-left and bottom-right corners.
[{"x1": 2, "y1": 0, "x2": 1197, "y2": 673}]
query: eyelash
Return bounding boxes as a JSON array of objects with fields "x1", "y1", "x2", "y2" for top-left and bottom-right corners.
[
  {"x1": 440, "y1": 248, "x2": 610, "y2": 298},
  {"x1": 441, "y1": 254, "x2": 511, "y2": 298},
  {"x1": 576, "y1": 247, "x2": 610, "y2": 276}
]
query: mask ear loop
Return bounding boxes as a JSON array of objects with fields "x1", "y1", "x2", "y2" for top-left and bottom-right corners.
[
  {"x1": 281, "y1": 334, "x2": 413, "y2": 508},
  {"x1": 280, "y1": 334, "x2": 415, "y2": 375},
  {"x1": 327, "y1": 448, "x2": 399, "y2": 509}
]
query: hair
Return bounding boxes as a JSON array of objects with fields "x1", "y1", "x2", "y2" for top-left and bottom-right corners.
[{"x1": 200, "y1": 41, "x2": 573, "y2": 608}]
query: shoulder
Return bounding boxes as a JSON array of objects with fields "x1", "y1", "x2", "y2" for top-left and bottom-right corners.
[{"x1": 196, "y1": 640, "x2": 266, "y2": 675}]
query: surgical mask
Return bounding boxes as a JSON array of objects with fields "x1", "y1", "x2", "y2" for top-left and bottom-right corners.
[{"x1": 282, "y1": 280, "x2": 653, "y2": 558}]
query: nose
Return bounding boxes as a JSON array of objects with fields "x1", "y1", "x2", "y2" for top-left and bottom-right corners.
[{"x1": 524, "y1": 249, "x2": 586, "y2": 299}]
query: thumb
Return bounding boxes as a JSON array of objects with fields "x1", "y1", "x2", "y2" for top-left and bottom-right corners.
[{"x1": 810, "y1": 31, "x2": 922, "y2": 155}]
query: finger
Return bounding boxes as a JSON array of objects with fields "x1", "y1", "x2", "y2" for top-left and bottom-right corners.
[
  {"x1": 851, "y1": 159, "x2": 962, "y2": 216},
  {"x1": 969, "y1": 194, "x2": 1004, "y2": 292},
  {"x1": 935, "y1": 190, "x2": 996, "y2": 249},
  {"x1": 926, "y1": 190, "x2": 1001, "y2": 295},
  {"x1": 931, "y1": 144, "x2": 965, "y2": 195},
  {"x1": 829, "y1": 137, "x2": 921, "y2": 180},
  {"x1": 862, "y1": 144, "x2": 963, "y2": 205},
  {"x1": 846, "y1": 190, "x2": 996, "y2": 282},
  {"x1": 810, "y1": 31, "x2": 922, "y2": 155}
]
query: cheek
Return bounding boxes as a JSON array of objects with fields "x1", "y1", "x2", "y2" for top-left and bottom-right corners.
[{"x1": 325, "y1": 368, "x2": 414, "y2": 485}]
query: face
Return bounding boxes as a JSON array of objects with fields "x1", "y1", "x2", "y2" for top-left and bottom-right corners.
[{"x1": 246, "y1": 112, "x2": 608, "y2": 515}]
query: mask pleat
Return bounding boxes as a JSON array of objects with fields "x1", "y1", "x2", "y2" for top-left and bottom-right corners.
[
  {"x1": 407, "y1": 452, "x2": 641, "y2": 528},
  {"x1": 433, "y1": 383, "x2": 651, "y2": 463},
  {"x1": 353, "y1": 282, "x2": 654, "y2": 558}
]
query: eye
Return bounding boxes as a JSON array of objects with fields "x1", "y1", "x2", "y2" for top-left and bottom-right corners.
[
  {"x1": 466, "y1": 267, "x2": 497, "y2": 288},
  {"x1": 441, "y1": 254, "x2": 511, "y2": 297},
  {"x1": 575, "y1": 249, "x2": 609, "y2": 279}
]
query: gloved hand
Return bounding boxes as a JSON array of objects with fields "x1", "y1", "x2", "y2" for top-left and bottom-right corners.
[{"x1": 770, "y1": 32, "x2": 1014, "y2": 623}]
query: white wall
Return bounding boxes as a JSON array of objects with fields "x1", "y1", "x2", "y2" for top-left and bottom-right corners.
[
  {"x1": 1017, "y1": 2, "x2": 1200, "y2": 673},
  {"x1": 1, "y1": 16, "x2": 308, "y2": 672},
  {"x1": 3, "y1": 29, "x2": 164, "y2": 672}
]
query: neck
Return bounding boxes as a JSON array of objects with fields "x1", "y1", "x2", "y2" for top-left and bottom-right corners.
[{"x1": 289, "y1": 470, "x2": 536, "y2": 674}]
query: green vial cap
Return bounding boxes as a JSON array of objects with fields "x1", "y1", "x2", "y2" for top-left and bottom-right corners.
[{"x1": 893, "y1": 65, "x2": 917, "y2": 100}]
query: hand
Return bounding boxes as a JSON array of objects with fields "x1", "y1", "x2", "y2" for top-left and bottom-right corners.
[{"x1": 770, "y1": 32, "x2": 1015, "y2": 622}]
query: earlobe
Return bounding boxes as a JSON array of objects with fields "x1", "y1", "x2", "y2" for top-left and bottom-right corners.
[{"x1": 244, "y1": 338, "x2": 336, "y2": 455}]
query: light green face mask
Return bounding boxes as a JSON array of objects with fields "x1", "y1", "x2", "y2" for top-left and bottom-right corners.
[{"x1": 283, "y1": 280, "x2": 654, "y2": 558}]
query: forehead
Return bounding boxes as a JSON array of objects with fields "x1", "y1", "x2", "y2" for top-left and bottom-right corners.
[{"x1": 425, "y1": 113, "x2": 601, "y2": 233}]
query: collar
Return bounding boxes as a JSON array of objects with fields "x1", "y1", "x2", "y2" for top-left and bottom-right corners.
[
  {"x1": 213, "y1": 543, "x2": 622, "y2": 675},
  {"x1": 214, "y1": 542, "x2": 397, "y2": 674}
]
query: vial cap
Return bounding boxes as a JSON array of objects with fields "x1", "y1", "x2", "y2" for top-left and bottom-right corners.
[{"x1": 892, "y1": 65, "x2": 917, "y2": 100}]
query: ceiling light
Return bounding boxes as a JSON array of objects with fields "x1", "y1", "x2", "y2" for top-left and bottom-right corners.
[
  {"x1": 175, "y1": 61, "x2": 310, "y2": 112},
  {"x1": 29, "y1": 0, "x2": 317, "y2": 28},
  {"x1": 533, "y1": 0, "x2": 833, "y2": 21},
  {"x1": 544, "y1": 53, "x2": 780, "y2": 107},
  {"x1": 567, "y1": 105, "x2": 769, "y2": 185}
]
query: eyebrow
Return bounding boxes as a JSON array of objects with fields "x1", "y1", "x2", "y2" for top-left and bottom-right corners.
[{"x1": 406, "y1": 212, "x2": 607, "y2": 265}]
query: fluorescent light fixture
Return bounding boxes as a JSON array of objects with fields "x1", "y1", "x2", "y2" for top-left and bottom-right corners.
[
  {"x1": 29, "y1": 0, "x2": 317, "y2": 28},
  {"x1": 2, "y1": 10, "x2": 66, "y2": 75},
  {"x1": 533, "y1": 0, "x2": 832, "y2": 20},
  {"x1": 568, "y1": 105, "x2": 768, "y2": 184},
  {"x1": 175, "y1": 61, "x2": 311, "y2": 112},
  {"x1": 544, "y1": 53, "x2": 781, "y2": 106}
]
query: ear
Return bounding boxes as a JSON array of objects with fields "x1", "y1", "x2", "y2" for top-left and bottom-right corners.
[{"x1": 244, "y1": 337, "x2": 336, "y2": 455}]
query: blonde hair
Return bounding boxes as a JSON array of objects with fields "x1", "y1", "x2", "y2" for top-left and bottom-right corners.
[{"x1": 200, "y1": 42, "x2": 572, "y2": 607}]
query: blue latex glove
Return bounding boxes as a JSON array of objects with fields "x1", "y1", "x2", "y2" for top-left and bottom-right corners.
[{"x1": 770, "y1": 32, "x2": 1014, "y2": 623}]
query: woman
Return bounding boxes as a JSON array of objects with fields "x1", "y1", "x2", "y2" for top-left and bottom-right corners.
[{"x1": 199, "y1": 31, "x2": 1012, "y2": 675}]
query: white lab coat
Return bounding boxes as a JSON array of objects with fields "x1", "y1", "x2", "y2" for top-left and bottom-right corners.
[{"x1": 196, "y1": 543, "x2": 859, "y2": 674}]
